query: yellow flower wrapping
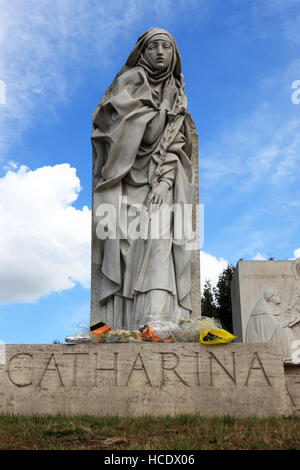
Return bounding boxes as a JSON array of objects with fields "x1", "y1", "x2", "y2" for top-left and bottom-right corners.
[{"x1": 199, "y1": 328, "x2": 237, "y2": 345}]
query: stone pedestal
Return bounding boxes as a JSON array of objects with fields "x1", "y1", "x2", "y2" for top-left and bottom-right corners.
[{"x1": 0, "y1": 342, "x2": 292, "y2": 417}]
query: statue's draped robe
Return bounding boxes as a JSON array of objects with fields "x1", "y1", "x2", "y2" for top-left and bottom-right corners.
[{"x1": 91, "y1": 64, "x2": 195, "y2": 329}]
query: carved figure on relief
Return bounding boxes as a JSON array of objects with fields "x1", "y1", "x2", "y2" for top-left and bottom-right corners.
[{"x1": 246, "y1": 286, "x2": 300, "y2": 360}]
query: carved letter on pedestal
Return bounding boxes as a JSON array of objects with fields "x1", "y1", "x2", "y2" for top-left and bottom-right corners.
[
  {"x1": 7, "y1": 353, "x2": 33, "y2": 387},
  {"x1": 37, "y1": 353, "x2": 64, "y2": 388},
  {"x1": 94, "y1": 352, "x2": 118, "y2": 386},
  {"x1": 125, "y1": 353, "x2": 152, "y2": 386},
  {"x1": 160, "y1": 352, "x2": 189, "y2": 387},
  {"x1": 195, "y1": 352, "x2": 201, "y2": 386},
  {"x1": 209, "y1": 352, "x2": 236, "y2": 386},
  {"x1": 245, "y1": 352, "x2": 271, "y2": 386},
  {"x1": 63, "y1": 352, "x2": 89, "y2": 386}
]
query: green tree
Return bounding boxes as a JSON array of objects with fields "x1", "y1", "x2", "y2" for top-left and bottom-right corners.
[
  {"x1": 201, "y1": 280, "x2": 218, "y2": 318},
  {"x1": 201, "y1": 264, "x2": 236, "y2": 333},
  {"x1": 213, "y1": 264, "x2": 235, "y2": 332}
]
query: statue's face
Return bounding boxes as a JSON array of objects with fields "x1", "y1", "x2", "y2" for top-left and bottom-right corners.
[
  {"x1": 144, "y1": 39, "x2": 173, "y2": 71},
  {"x1": 270, "y1": 293, "x2": 281, "y2": 305}
]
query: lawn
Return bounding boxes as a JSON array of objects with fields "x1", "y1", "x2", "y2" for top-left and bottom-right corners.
[{"x1": 0, "y1": 414, "x2": 298, "y2": 450}]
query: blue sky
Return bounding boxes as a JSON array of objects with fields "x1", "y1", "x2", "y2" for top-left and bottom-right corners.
[{"x1": 0, "y1": 0, "x2": 299, "y2": 343}]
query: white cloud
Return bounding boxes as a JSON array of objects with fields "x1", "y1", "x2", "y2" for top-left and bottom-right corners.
[
  {"x1": 294, "y1": 248, "x2": 300, "y2": 259},
  {"x1": 200, "y1": 251, "x2": 228, "y2": 290},
  {"x1": 252, "y1": 252, "x2": 267, "y2": 261},
  {"x1": 0, "y1": 163, "x2": 91, "y2": 303}
]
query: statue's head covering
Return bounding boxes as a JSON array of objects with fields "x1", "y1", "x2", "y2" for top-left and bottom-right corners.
[{"x1": 116, "y1": 28, "x2": 182, "y2": 85}]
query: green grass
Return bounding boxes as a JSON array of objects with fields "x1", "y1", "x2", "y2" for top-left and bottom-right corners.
[{"x1": 0, "y1": 414, "x2": 298, "y2": 450}]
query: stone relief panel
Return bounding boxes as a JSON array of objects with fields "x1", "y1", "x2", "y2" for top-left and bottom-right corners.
[{"x1": 231, "y1": 259, "x2": 300, "y2": 363}]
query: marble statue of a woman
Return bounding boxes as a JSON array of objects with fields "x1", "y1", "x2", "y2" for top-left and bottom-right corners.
[{"x1": 90, "y1": 28, "x2": 195, "y2": 329}]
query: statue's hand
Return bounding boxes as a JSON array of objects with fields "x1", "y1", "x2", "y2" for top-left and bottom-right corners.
[{"x1": 149, "y1": 181, "x2": 170, "y2": 206}]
